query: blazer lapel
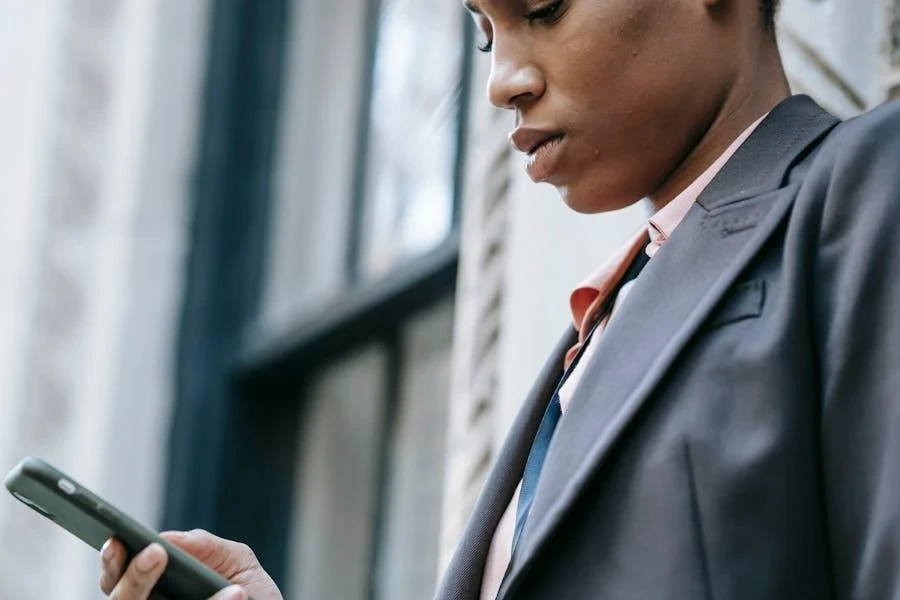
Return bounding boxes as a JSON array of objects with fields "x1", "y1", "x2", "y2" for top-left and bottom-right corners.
[
  {"x1": 498, "y1": 95, "x2": 840, "y2": 597},
  {"x1": 435, "y1": 327, "x2": 576, "y2": 600}
]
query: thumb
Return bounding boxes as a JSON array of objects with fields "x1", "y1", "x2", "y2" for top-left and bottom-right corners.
[{"x1": 160, "y1": 529, "x2": 258, "y2": 579}]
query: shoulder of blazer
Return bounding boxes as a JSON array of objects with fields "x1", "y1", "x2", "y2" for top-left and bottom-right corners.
[
  {"x1": 824, "y1": 99, "x2": 900, "y2": 148},
  {"x1": 794, "y1": 100, "x2": 900, "y2": 234}
]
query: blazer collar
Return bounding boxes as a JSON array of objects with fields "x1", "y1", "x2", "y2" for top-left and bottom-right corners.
[
  {"x1": 498, "y1": 95, "x2": 840, "y2": 598},
  {"x1": 435, "y1": 328, "x2": 576, "y2": 600},
  {"x1": 699, "y1": 94, "x2": 837, "y2": 209}
]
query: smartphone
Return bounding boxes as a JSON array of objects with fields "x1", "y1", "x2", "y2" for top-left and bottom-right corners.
[{"x1": 5, "y1": 457, "x2": 242, "y2": 600}]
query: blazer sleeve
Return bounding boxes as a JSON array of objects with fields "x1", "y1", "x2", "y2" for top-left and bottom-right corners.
[{"x1": 812, "y1": 102, "x2": 900, "y2": 599}]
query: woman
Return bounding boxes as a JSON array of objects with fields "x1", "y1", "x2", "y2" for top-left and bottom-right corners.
[{"x1": 101, "y1": 0, "x2": 900, "y2": 598}]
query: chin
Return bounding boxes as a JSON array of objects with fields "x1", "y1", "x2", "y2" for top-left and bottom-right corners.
[{"x1": 556, "y1": 182, "x2": 643, "y2": 215}]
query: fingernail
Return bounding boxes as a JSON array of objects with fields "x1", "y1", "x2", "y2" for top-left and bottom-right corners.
[
  {"x1": 223, "y1": 585, "x2": 247, "y2": 600},
  {"x1": 101, "y1": 540, "x2": 115, "y2": 562},
  {"x1": 163, "y1": 530, "x2": 186, "y2": 540},
  {"x1": 136, "y1": 544, "x2": 164, "y2": 573}
]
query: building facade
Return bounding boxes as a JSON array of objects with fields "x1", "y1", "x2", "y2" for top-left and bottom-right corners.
[{"x1": 0, "y1": 1, "x2": 898, "y2": 598}]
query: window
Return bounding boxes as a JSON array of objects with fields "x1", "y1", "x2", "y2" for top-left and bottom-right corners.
[
  {"x1": 356, "y1": 0, "x2": 466, "y2": 279},
  {"x1": 287, "y1": 301, "x2": 455, "y2": 600},
  {"x1": 163, "y1": 0, "x2": 474, "y2": 596}
]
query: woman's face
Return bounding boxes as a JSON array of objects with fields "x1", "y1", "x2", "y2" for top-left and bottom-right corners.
[{"x1": 465, "y1": 0, "x2": 734, "y2": 213}]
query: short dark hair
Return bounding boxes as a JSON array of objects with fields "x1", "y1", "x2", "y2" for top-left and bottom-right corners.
[{"x1": 762, "y1": 0, "x2": 780, "y2": 31}]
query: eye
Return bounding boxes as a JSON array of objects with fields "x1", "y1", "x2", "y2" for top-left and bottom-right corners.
[
  {"x1": 525, "y1": 0, "x2": 564, "y2": 24},
  {"x1": 474, "y1": 0, "x2": 564, "y2": 54}
]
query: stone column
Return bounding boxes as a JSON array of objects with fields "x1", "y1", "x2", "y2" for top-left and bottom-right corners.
[
  {"x1": 0, "y1": 0, "x2": 208, "y2": 597},
  {"x1": 778, "y1": 0, "x2": 890, "y2": 114},
  {"x1": 888, "y1": 0, "x2": 900, "y2": 98},
  {"x1": 440, "y1": 52, "x2": 513, "y2": 569},
  {"x1": 0, "y1": 1, "x2": 122, "y2": 596}
]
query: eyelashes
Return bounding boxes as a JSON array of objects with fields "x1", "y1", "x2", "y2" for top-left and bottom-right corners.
[
  {"x1": 475, "y1": 0, "x2": 566, "y2": 54},
  {"x1": 526, "y1": 0, "x2": 565, "y2": 24}
]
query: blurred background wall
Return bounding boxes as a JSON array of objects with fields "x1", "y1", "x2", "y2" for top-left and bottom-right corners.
[
  {"x1": 0, "y1": 0, "x2": 209, "y2": 597},
  {"x1": 0, "y1": 0, "x2": 898, "y2": 598}
]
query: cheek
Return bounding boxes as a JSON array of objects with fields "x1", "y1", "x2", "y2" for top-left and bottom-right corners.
[
  {"x1": 543, "y1": 1, "x2": 717, "y2": 210},
  {"x1": 552, "y1": 5, "x2": 666, "y2": 120}
]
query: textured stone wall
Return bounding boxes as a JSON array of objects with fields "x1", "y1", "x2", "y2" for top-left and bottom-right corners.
[
  {"x1": 439, "y1": 51, "x2": 512, "y2": 568},
  {"x1": 0, "y1": 0, "x2": 208, "y2": 598},
  {"x1": 0, "y1": 2, "x2": 122, "y2": 597},
  {"x1": 890, "y1": 0, "x2": 900, "y2": 98}
]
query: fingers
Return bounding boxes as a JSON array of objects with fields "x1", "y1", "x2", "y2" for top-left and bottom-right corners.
[
  {"x1": 105, "y1": 542, "x2": 168, "y2": 599},
  {"x1": 209, "y1": 585, "x2": 248, "y2": 600},
  {"x1": 98, "y1": 532, "x2": 261, "y2": 600},
  {"x1": 160, "y1": 529, "x2": 257, "y2": 579},
  {"x1": 100, "y1": 538, "x2": 129, "y2": 595}
]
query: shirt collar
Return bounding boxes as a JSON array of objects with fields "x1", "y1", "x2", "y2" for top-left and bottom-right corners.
[
  {"x1": 569, "y1": 113, "x2": 768, "y2": 330},
  {"x1": 646, "y1": 112, "x2": 768, "y2": 257}
]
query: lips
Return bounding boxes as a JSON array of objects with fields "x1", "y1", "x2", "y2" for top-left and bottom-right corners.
[
  {"x1": 510, "y1": 128, "x2": 564, "y2": 155},
  {"x1": 509, "y1": 127, "x2": 567, "y2": 181}
]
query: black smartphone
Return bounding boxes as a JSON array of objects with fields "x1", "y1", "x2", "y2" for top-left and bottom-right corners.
[{"x1": 5, "y1": 457, "x2": 241, "y2": 600}]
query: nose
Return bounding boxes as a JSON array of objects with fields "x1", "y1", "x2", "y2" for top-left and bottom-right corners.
[{"x1": 487, "y1": 43, "x2": 545, "y2": 110}]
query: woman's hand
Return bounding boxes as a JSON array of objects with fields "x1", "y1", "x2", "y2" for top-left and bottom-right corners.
[{"x1": 98, "y1": 529, "x2": 283, "y2": 600}]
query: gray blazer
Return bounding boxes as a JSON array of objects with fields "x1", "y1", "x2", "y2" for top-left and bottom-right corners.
[{"x1": 436, "y1": 95, "x2": 900, "y2": 599}]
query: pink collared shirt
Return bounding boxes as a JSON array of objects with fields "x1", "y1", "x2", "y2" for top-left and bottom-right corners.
[{"x1": 478, "y1": 114, "x2": 767, "y2": 600}]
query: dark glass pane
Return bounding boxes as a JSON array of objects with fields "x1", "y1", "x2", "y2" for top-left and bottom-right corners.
[
  {"x1": 373, "y1": 300, "x2": 454, "y2": 599},
  {"x1": 286, "y1": 344, "x2": 389, "y2": 600}
]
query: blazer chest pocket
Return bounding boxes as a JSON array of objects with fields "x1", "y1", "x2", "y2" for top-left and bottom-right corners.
[{"x1": 705, "y1": 279, "x2": 766, "y2": 329}]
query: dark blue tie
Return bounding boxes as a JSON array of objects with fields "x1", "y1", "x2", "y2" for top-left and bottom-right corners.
[
  {"x1": 511, "y1": 239, "x2": 651, "y2": 552},
  {"x1": 510, "y1": 388, "x2": 563, "y2": 551}
]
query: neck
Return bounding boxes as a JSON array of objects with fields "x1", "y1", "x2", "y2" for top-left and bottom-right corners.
[{"x1": 646, "y1": 42, "x2": 790, "y2": 214}]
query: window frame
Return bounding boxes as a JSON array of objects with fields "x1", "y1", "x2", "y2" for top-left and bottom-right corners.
[
  {"x1": 345, "y1": 0, "x2": 472, "y2": 283},
  {"x1": 164, "y1": 0, "x2": 475, "y2": 591}
]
